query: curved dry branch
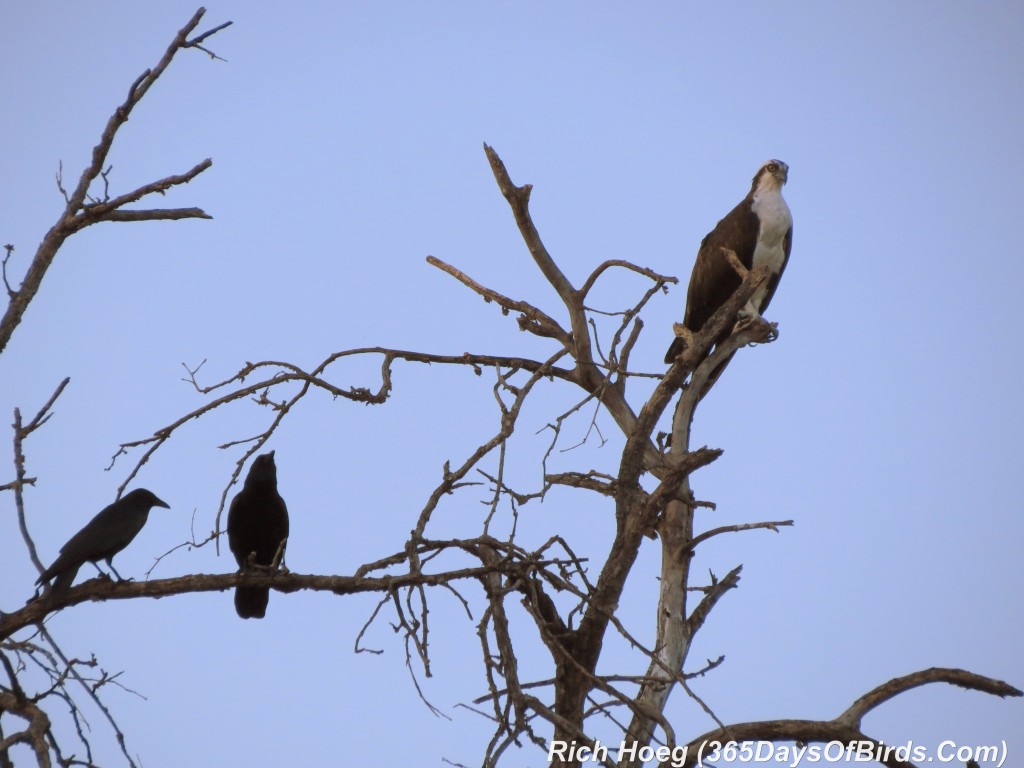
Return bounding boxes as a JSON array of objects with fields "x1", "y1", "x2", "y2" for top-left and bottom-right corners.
[
  {"x1": 683, "y1": 519, "x2": 794, "y2": 554},
  {"x1": 427, "y1": 255, "x2": 572, "y2": 346},
  {"x1": 579, "y1": 260, "x2": 677, "y2": 301},
  {"x1": 112, "y1": 347, "x2": 576, "y2": 506},
  {"x1": 836, "y1": 667, "x2": 1022, "y2": 727},
  {"x1": 674, "y1": 668, "x2": 1021, "y2": 768}
]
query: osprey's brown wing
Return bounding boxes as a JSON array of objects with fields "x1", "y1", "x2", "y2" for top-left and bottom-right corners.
[{"x1": 664, "y1": 198, "x2": 760, "y2": 363}]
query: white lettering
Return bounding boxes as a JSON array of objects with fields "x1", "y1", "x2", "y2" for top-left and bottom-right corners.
[
  {"x1": 546, "y1": 740, "x2": 608, "y2": 763},
  {"x1": 753, "y1": 741, "x2": 774, "y2": 762},
  {"x1": 854, "y1": 740, "x2": 876, "y2": 760},
  {"x1": 548, "y1": 741, "x2": 568, "y2": 761},
  {"x1": 974, "y1": 744, "x2": 999, "y2": 763},
  {"x1": 937, "y1": 740, "x2": 956, "y2": 761},
  {"x1": 823, "y1": 741, "x2": 846, "y2": 760},
  {"x1": 669, "y1": 746, "x2": 688, "y2": 767},
  {"x1": 617, "y1": 741, "x2": 637, "y2": 761}
]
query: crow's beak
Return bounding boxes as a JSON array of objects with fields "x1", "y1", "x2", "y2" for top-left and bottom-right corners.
[{"x1": 155, "y1": 496, "x2": 170, "y2": 509}]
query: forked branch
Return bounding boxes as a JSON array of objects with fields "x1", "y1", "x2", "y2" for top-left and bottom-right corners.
[{"x1": 0, "y1": 8, "x2": 227, "y2": 356}]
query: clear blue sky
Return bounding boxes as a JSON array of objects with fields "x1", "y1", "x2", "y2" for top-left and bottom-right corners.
[{"x1": 1, "y1": 2, "x2": 1021, "y2": 766}]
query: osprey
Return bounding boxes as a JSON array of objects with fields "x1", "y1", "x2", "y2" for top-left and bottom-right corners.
[{"x1": 665, "y1": 159, "x2": 793, "y2": 388}]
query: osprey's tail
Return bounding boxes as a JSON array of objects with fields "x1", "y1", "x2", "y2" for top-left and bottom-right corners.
[
  {"x1": 663, "y1": 336, "x2": 685, "y2": 365},
  {"x1": 665, "y1": 333, "x2": 737, "y2": 403},
  {"x1": 698, "y1": 350, "x2": 737, "y2": 402}
]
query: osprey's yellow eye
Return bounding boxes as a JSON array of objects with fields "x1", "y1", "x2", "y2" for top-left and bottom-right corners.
[{"x1": 767, "y1": 163, "x2": 778, "y2": 172}]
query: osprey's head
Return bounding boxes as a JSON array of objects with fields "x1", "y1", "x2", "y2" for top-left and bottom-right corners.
[{"x1": 751, "y1": 159, "x2": 788, "y2": 193}]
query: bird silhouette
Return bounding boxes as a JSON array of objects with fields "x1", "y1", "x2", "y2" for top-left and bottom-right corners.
[
  {"x1": 227, "y1": 451, "x2": 289, "y2": 619},
  {"x1": 36, "y1": 488, "x2": 170, "y2": 596}
]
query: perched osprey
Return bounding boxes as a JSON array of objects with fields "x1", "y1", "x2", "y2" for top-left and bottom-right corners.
[{"x1": 665, "y1": 160, "x2": 793, "y2": 388}]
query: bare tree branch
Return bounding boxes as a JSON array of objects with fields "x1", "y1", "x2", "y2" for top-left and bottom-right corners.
[
  {"x1": 837, "y1": 667, "x2": 1023, "y2": 727},
  {"x1": 0, "y1": 8, "x2": 226, "y2": 356},
  {"x1": 427, "y1": 255, "x2": 573, "y2": 346},
  {"x1": 0, "y1": 690, "x2": 51, "y2": 768},
  {"x1": 676, "y1": 668, "x2": 1021, "y2": 768},
  {"x1": 1, "y1": 566, "x2": 503, "y2": 643},
  {"x1": 6, "y1": 379, "x2": 72, "y2": 576}
]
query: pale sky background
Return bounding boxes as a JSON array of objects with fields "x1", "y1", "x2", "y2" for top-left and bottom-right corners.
[{"x1": 1, "y1": 2, "x2": 1022, "y2": 766}]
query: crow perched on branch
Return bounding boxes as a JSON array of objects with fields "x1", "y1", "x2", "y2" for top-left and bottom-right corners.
[
  {"x1": 35, "y1": 488, "x2": 171, "y2": 596},
  {"x1": 227, "y1": 451, "x2": 289, "y2": 619}
]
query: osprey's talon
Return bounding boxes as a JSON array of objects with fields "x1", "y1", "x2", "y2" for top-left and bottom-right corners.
[{"x1": 734, "y1": 314, "x2": 759, "y2": 332}]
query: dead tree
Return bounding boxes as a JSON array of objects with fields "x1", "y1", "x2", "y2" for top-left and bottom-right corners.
[{"x1": 1, "y1": 9, "x2": 1018, "y2": 768}]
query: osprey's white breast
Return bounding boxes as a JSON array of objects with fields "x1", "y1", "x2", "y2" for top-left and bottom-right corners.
[{"x1": 750, "y1": 188, "x2": 791, "y2": 276}]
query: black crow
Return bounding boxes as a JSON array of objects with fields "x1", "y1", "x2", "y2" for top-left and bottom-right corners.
[
  {"x1": 227, "y1": 451, "x2": 289, "y2": 619},
  {"x1": 35, "y1": 488, "x2": 171, "y2": 595}
]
